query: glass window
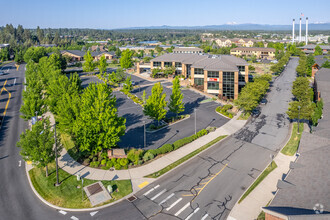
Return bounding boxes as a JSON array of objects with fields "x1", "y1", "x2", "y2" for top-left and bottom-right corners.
[
  {"x1": 153, "y1": 62, "x2": 161, "y2": 67},
  {"x1": 194, "y1": 78, "x2": 204, "y2": 86},
  {"x1": 223, "y1": 72, "x2": 235, "y2": 99},
  {"x1": 238, "y1": 73, "x2": 245, "y2": 82},
  {"x1": 207, "y1": 81, "x2": 219, "y2": 90},
  {"x1": 164, "y1": 62, "x2": 172, "y2": 67},
  {"x1": 175, "y1": 70, "x2": 182, "y2": 75},
  {"x1": 175, "y1": 62, "x2": 182, "y2": 67},
  {"x1": 238, "y1": 66, "x2": 245, "y2": 72},
  {"x1": 194, "y1": 68, "x2": 204, "y2": 75},
  {"x1": 207, "y1": 71, "x2": 219, "y2": 78}
]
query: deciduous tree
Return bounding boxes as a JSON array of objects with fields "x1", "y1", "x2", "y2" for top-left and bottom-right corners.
[
  {"x1": 168, "y1": 77, "x2": 184, "y2": 117},
  {"x1": 120, "y1": 49, "x2": 133, "y2": 69},
  {"x1": 98, "y1": 55, "x2": 107, "y2": 74},
  {"x1": 83, "y1": 51, "x2": 95, "y2": 72}
]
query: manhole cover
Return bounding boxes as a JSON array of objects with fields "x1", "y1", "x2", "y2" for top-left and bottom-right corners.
[
  {"x1": 87, "y1": 183, "x2": 103, "y2": 195},
  {"x1": 127, "y1": 196, "x2": 137, "y2": 202}
]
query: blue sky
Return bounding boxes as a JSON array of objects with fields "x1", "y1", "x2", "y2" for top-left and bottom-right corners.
[{"x1": 0, "y1": 0, "x2": 329, "y2": 29}]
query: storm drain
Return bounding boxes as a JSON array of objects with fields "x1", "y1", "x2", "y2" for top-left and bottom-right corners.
[{"x1": 127, "y1": 195, "x2": 137, "y2": 202}]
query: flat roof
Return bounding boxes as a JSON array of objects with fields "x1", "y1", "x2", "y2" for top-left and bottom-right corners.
[{"x1": 230, "y1": 47, "x2": 276, "y2": 52}]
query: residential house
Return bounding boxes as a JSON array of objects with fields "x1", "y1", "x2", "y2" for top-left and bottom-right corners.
[{"x1": 230, "y1": 47, "x2": 276, "y2": 60}]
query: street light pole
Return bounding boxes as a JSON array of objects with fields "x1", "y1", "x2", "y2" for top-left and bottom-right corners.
[
  {"x1": 144, "y1": 120, "x2": 146, "y2": 148},
  {"x1": 194, "y1": 109, "x2": 197, "y2": 135},
  {"x1": 297, "y1": 105, "x2": 301, "y2": 134},
  {"x1": 54, "y1": 120, "x2": 60, "y2": 186}
]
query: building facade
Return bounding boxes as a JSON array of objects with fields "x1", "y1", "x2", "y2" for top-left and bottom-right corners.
[
  {"x1": 230, "y1": 47, "x2": 276, "y2": 59},
  {"x1": 61, "y1": 50, "x2": 114, "y2": 61},
  {"x1": 299, "y1": 45, "x2": 330, "y2": 55},
  {"x1": 142, "y1": 53, "x2": 249, "y2": 100}
]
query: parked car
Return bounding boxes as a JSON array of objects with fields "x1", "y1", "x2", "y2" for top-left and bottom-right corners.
[
  {"x1": 131, "y1": 81, "x2": 136, "y2": 86},
  {"x1": 260, "y1": 98, "x2": 267, "y2": 105},
  {"x1": 0, "y1": 71, "x2": 5, "y2": 76},
  {"x1": 252, "y1": 109, "x2": 261, "y2": 117}
]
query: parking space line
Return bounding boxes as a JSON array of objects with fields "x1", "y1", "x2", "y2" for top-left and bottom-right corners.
[
  {"x1": 150, "y1": 189, "x2": 166, "y2": 201},
  {"x1": 185, "y1": 207, "x2": 200, "y2": 220},
  {"x1": 159, "y1": 193, "x2": 174, "y2": 205},
  {"x1": 174, "y1": 202, "x2": 190, "y2": 216},
  {"x1": 166, "y1": 198, "x2": 182, "y2": 211}
]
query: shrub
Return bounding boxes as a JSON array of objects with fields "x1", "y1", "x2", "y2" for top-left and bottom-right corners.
[
  {"x1": 92, "y1": 157, "x2": 97, "y2": 162},
  {"x1": 127, "y1": 149, "x2": 143, "y2": 165},
  {"x1": 90, "y1": 161, "x2": 100, "y2": 168},
  {"x1": 138, "y1": 160, "x2": 143, "y2": 165},
  {"x1": 147, "y1": 149, "x2": 158, "y2": 157},
  {"x1": 143, "y1": 151, "x2": 154, "y2": 162},
  {"x1": 149, "y1": 124, "x2": 156, "y2": 130},
  {"x1": 206, "y1": 126, "x2": 216, "y2": 132},
  {"x1": 119, "y1": 158, "x2": 129, "y2": 166},
  {"x1": 111, "y1": 158, "x2": 117, "y2": 164},
  {"x1": 196, "y1": 129, "x2": 208, "y2": 138},
  {"x1": 101, "y1": 166, "x2": 109, "y2": 170},
  {"x1": 114, "y1": 163, "x2": 122, "y2": 170},
  {"x1": 222, "y1": 104, "x2": 233, "y2": 111},
  {"x1": 158, "y1": 144, "x2": 174, "y2": 154},
  {"x1": 101, "y1": 159, "x2": 107, "y2": 166},
  {"x1": 106, "y1": 161, "x2": 113, "y2": 168},
  {"x1": 83, "y1": 158, "x2": 90, "y2": 165}
]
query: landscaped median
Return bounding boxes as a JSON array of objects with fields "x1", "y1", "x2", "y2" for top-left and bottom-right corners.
[
  {"x1": 145, "y1": 135, "x2": 227, "y2": 178},
  {"x1": 238, "y1": 161, "x2": 277, "y2": 204},
  {"x1": 28, "y1": 163, "x2": 132, "y2": 209},
  {"x1": 281, "y1": 122, "x2": 304, "y2": 156}
]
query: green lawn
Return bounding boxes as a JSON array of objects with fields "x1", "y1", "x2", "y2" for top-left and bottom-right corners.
[
  {"x1": 281, "y1": 122, "x2": 304, "y2": 156},
  {"x1": 145, "y1": 135, "x2": 227, "y2": 178},
  {"x1": 107, "y1": 63, "x2": 120, "y2": 68},
  {"x1": 238, "y1": 112, "x2": 251, "y2": 120},
  {"x1": 238, "y1": 161, "x2": 277, "y2": 204},
  {"x1": 29, "y1": 163, "x2": 132, "y2": 208}
]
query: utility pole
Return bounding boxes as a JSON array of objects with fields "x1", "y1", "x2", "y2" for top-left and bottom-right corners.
[{"x1": 54, "y1": 120, "x2": 60, "y2": 186}]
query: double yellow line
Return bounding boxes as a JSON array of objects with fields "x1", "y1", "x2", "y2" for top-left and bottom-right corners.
[{"x1": 0, "y1": 80, "x2": 11, "y2": 117}]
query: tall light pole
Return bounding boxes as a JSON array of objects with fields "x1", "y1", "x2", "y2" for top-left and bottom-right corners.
[
  {"x1": 54, "y1": 120, "x2": 60, "y2": 186},
  {"x1": 194, "y1": 109, "x2": 197, "y2": 134},
  {"x1": 143, "y1": 120, "x2": 146, "y2": 148},
  {"x1": 297, "y1": 105, "x2": 301, "y2": 134}
]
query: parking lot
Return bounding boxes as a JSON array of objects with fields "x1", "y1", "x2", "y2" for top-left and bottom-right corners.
[{"x1": 79, "y1": 73, "x2": 229, "y2": 149}]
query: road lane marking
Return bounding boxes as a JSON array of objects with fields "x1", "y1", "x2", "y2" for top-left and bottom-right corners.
[
  {"x1": 90, "y1": 211, "x2": 98, "y2": 216},
  {"x1": 18, "y1": 160, "x2": 21, "y2": 167},
  {"x1": 193, "y1": 164, "x2": 228, "y2": 201},
  {"x1": 3, "y1": 87, "x2": 11, "y2": 116},
  {"x1": 174, "y1": 202, "x2": 190, "y2": 216},
  {"x1": 70, "y1": 216, "x2": 79, "y2": 220},
  {"x1": 58, "y1": 210, "x2": 67, "y2": 215},
  {"x1": 13, "y1": 78, "x2": 16, "y2": 85},
  {"x1": 143, "y1": 184, "x2": 160, "y2": 196},
  {"x1": 185, "y1": 207, "x2": 200, "y2": 220},
  {"x1": 0, "y1": 80, "x2": 7, "y2": 96},
  {"x1": 150, "y1": 189, "x2": 166, "y2": 201},
  {"x1": 166, "y1": 198, "x2": 182, "y2": 211},
  {"x1": 159, "y1": 193, "x2": 174, "y2": 205},
  {"x1": 201, "y1": 214, "x2": 209, "y2": 220},
  {"x1": 138, "y1": 181, "x2": 149, "y2": 189}
]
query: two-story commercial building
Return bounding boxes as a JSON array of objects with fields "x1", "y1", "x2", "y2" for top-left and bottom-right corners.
[
  {"x1": 141, "y1": 53, "x2": 249, "y2": 100},
  {"x1": 230, "y1": 47, "x2": 276, "y2": 60}
]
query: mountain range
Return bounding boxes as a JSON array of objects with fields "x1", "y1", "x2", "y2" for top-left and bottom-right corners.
[{"x1": 118, "y1": 23, "x2": 330, "y2": 31}]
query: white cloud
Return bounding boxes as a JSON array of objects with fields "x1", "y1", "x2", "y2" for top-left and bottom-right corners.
[{"x1": 226, "y1": 21, "x2": 238, "y2": 25}]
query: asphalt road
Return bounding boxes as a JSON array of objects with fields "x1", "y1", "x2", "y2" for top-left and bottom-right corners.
[{"x1": 0, "y1": 58, "x2": 297, "y2": 220}]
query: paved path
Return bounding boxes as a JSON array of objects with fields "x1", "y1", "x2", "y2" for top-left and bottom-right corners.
[{"x1": 58, "y1": 112, "x2": 246, "y2": 192}]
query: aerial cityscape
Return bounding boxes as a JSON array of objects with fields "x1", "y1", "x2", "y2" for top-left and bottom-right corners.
[{"x1": 0, "y1": 0, "x2": 329, "y2": 220}]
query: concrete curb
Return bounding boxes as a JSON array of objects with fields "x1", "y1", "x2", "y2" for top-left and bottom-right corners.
[
  {"x1": 214, "y1": 109, "x2": 234, "y2": 120},
  {"x1": 145, "y1": 115, "x2": 191, "y2": 133},
  {"x1": 24, "y1": 161, "x2": 136, "y2": 212}
]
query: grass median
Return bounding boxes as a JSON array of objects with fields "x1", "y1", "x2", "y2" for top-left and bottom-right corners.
[
  {"x1": 29, "y1": 163, "x2": 132, "y2": 208},
  {"x1": 281, "y1": 122, "x2": 304, "y2": 156},
  {"x1": 238, "y1": 161, "x2": 277, "y2": 204},
  {"x1": 145, "y1": 135, "x2": 227, "y2": 178}
]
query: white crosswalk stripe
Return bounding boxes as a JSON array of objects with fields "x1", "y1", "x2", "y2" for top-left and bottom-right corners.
[
  {"x1": 58, "y1": 210, "x2": 67, "y2": 215},
  {"x1": 143, "y1": 184, "x2": 160, "y2": 196},
  {"x1": 150, "y1": 189, "x2": 166, "y2": 201},
  {"x1": 185, "y1": 207, "x2": 200, "y2": 220},
  {"x1": 174, "y1": 202, "x2": 190, "y2": 216},
  {"x1": 158, "y1": 193, "x2": 175, "y2": 205},
  {"x1": 70, "y1": 216, "x2": 79, "y2": 220},
  {"x1": 201, "y1": 213, "x2": 209, "y2": 220},
  {"x1": 166, "y1": 197, "x2": 182, "y2": 211}
]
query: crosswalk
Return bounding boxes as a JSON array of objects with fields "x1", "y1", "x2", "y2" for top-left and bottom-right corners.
[{"x1": 140, "y1": 184, "x2": 211, "y2": 220}]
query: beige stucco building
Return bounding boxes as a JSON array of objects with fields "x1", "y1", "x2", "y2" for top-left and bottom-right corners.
[{"x1": 230, "y1": 47, "x2": 276, "y2": 59}]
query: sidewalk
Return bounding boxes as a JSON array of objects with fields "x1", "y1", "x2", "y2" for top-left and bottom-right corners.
[
  {"x1": 227, "y1": 152, "x2": 297, "y2": 220},
  {"x1": 58, "y1": 112, "x2": 247, "y2": 192}
]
